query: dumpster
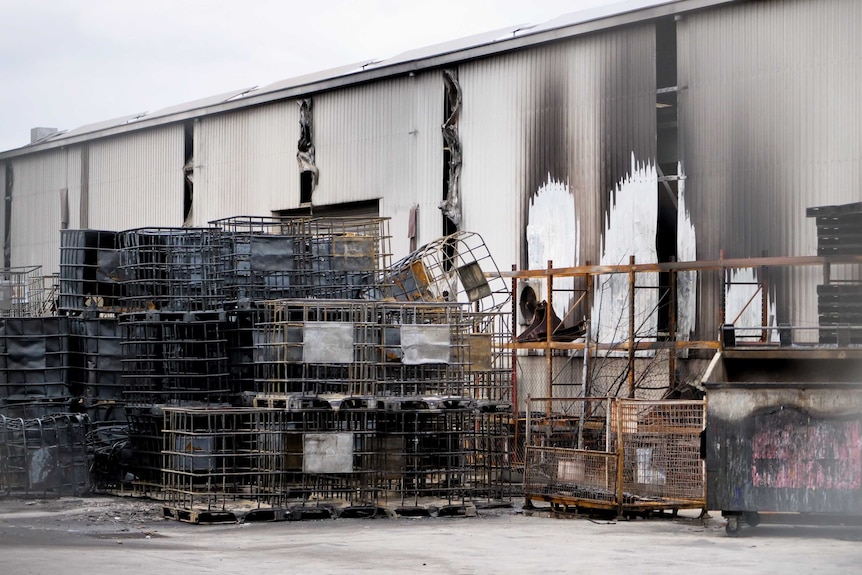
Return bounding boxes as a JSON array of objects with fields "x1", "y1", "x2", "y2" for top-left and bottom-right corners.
[{"x1": 703, "y1": 349, "x2": 862, "y2": 535}]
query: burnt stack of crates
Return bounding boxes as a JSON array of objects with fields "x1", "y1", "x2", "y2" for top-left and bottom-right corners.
[
  {"x1": 3, "y1": 217, "x2": 515, "y2": 514},
  {"x1": 807, "y1": 203, "x2": 862, "y2": 344}
]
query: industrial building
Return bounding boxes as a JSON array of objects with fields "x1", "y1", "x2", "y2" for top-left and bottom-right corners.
[
  {"x1": 2, "y1": 0, "x2": 862, "y2": 529},
  {"x1": 2, "y1": 0, "x2": 860, "y2": 339}
]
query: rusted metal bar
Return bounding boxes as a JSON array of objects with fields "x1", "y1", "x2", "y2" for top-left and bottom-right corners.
[
  {"x1": 669, "y1": 267, "x2": 677, "y2": 390},
  {"x1": 497, "y1": 253, "x2": 862, "y2": 278},
  {"x1": 583, "y1": 264, "x2": 593, "y2": 398},
  {"x1": 547, "y1": 260, "x2": 554, "y2": 401},
  {"x1": 615, "y1": 399, "x2": 625, "y2": 515},
  {"x1": 628, "y1": 256, "x2": 636, "y2": 398},
  {"x1": 731, "y1": 283, "x2": 763, "y2": 325},
  {"x1": 507, "y1": 339, "x2": 721, "y2": 351}
]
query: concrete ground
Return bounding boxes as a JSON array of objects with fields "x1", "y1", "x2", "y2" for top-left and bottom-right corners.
[{"x1": 1, "y1": 497, "x2": 861, "y2": 574}]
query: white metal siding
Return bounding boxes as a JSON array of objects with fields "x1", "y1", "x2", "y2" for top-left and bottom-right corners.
[
  {"x1": 194, "y1": 100, "x2": 299, "y2": 223},
  {"x1": 459, "y1": 26, "x2": 657, "y2": 273},
  {"x1": 87, "y1": 124, "x2": 184, "y2": 230},
  {"x1": 314, "y1": 72, "x2": 444, "y2": 259},
  {"x1": 679, "y1": 0, "x2": 862, "y2": 337},
  {"x1": 7, "y1": 149, "x2": 71, "y2": 275},
  {"x1": 0, "y1": 162, "x2": 5, "y2": 266}
]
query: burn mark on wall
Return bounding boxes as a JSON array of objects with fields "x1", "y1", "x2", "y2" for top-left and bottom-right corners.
[
  {"x1": 598, "y1": 44, "x2": 655, "y2": 253},
  {"x1": 297, "y1": 98, "x2": 318, "y2": 204},
  {"x1": 523, "y1": 61, "x2": 568, "y2": 268},
  {"x1": 440, "y1": 69, "x2": 462, "y2": 229}
]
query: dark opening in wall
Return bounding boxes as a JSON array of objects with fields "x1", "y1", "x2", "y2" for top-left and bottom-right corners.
[
  {"x1": 440, "y1": 68, "x2": 462, "y2": 237},
  {"x1": 183, "y1": 122, "x2": 194, "y2": 225},
  {"x1": 277, "y1": 199, "x2": 380, "y2": 219},
  {"x1": 300, "y1": 171, "x2": 314, "y2": 205},
  {"x1": 656, "y1": 16, "x2": 679, "y2": 335}
]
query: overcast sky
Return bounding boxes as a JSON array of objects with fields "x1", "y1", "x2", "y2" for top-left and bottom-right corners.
[{"x1": 0, "y1": 0, "x2": 625, "y2": 152}]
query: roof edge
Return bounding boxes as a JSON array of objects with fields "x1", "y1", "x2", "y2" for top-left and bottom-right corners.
[{"x1": 0, "y1": 0, "x2": 738, "y2": 160}]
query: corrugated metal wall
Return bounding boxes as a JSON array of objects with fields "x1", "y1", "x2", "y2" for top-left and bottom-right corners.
[
  {"x1": 679, "y1": 0, "x2": 862, "y2": 338},
  {"x1": 314, "y1": 72, "x2": 444, "y2": 258},
  {"x1": 88, "y1": 125, "x2": 184, "y2": 231},
  {"x1": 6, "y1": 148, "x2": 82, "y2": 275},
  {"x1": 0, "y1": 162, "x2": 5, "y2": 267},
  {"x1": 194, "y1": 72, "x2": 443, "y2": 259},
  {"x1": 459, "y1": 25, "x2": 657, "y2": 274},
  {"x1": 194, "y1": 100, "x2": 299, "y2": 222}
]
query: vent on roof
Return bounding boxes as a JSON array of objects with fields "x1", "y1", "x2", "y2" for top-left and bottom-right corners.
[{"x1": 30, "y1": 127, "x2": 58, "y2": 144}]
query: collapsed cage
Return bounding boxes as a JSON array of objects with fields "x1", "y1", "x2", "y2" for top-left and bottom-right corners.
[
  {"x1": 385, "y1": 231, "x2": 510, "y2": 312},
  {"x1": 523, "y1": 397, "x2": 705, "y2": 515}
]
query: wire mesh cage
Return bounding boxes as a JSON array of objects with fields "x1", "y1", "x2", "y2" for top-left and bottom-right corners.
[
  {"x1": 0, "y1": 317, "x2": 71, "y2": 408},
  {"x1": 119, "y1": 311, "x2": 230, "y2": 404},
  {"x1": 385, "y1": 231, "x2": 510, "y2": 312},
  {"x1": 58, "y1": 229, "x2": 123, "y2": 314},
  {"x1": 0, "y1": 413, "x2": 90, "y2": 497},
  {"x1": 210, "y1": 216, "x2": 392, "y2": 301},
  {"x1": 376, "y1": 302, "x2": 470, "y2": 397},
  {"x1": 117, "y1": 227, "x2": 225, "y2": 312},
  {"x1": 0, "y1": 267, "x2": 52, "y2": 318},
  {"x1": 210, "y1": 216, "x2": 301, "y2": 302},
  {"x1": 254, "y1": 299, "x2": 379, "y2": 397},
  {"x1": 292, "y1": 217, "x2": 393, "y2": 299},
  {"x1": 69, "y1": 317, "x2": 124, "y2": 423},
  {"x1": 523, "y1": 397, "x2": 706, "y2": 513}
]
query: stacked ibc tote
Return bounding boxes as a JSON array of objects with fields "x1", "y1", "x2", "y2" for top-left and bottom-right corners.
[{"x1": 34, "y1": 216, "x2": 514, "y2": 521}]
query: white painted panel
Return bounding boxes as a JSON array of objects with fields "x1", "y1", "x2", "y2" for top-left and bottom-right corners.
[
  {"x1": 8, "y1": 149, "x2": 69, "y2": 275},
  {"x1": 194, "y1": 100, "x2": 299, "y2": 223},
  {"x1": 0, "y1": 162, "x2": 5, "y2": 266},
  {"x1": 88, "y1": 124, "x2": 184, "y2": 231},
  {"x1": 315, "y1": 72, "x2": 443, "y2": 260}
]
